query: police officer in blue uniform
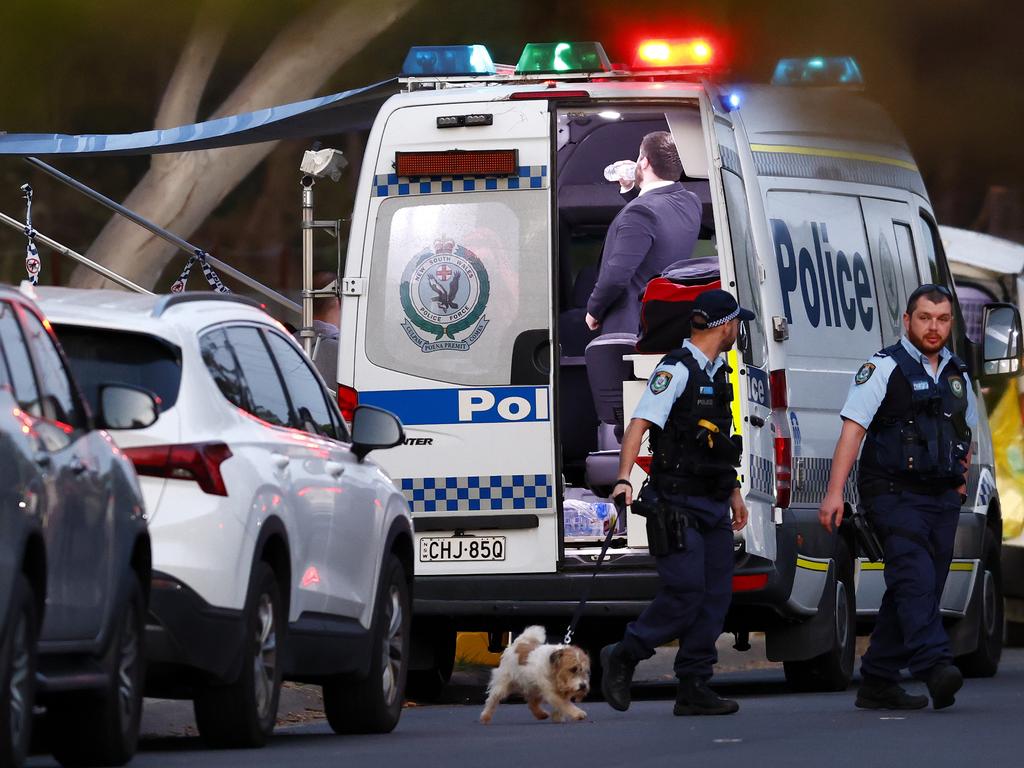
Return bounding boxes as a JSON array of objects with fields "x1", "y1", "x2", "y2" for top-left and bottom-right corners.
[
  {"x1": 601, "y1": 289, "x2": 751, "y2": 716},
  {"x1": 820, "y1": 284, "x2": 977, "y2": 710}
]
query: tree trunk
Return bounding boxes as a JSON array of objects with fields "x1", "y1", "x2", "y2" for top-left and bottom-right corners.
[{"x1": 73, "y1": 0, "x2": 417, "y2": 291}]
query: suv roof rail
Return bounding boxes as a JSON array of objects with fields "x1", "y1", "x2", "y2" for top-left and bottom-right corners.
[{"x1": 152, "y1": 292, "x2": 265, "y2": 318}]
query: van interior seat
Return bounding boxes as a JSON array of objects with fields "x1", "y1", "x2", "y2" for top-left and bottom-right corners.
[
  {"x1": 583, "y1": 332, "x2": 637, "y2": 492},
  {"x1": 558, "y1": 265, "x2": 602, "y2": 477}
]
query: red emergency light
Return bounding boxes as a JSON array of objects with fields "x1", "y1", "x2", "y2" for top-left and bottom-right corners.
[
  {"x1": 395, "y1": 149, "x2": 518, "y2": 178},
  {"x1": 633, "y1": 38, "x2": 716, "y2": 69}
]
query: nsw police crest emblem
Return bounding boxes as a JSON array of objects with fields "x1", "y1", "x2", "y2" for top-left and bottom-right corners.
[
  {"x1": 855, "y1": 362, "x2": 875, "y2": 385},
  {"x1": 948, "y1": 376, "x2": 965, "y2": 398},
  {"x1": 399, "y1": 239, "x2": 490, "y2": 353},
  {"x1": 650, "y1": 371, "x2": 673, "y2": 394}
]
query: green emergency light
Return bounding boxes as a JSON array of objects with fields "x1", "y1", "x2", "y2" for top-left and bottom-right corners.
[{"x1": 514, "y1": 42, "x2": 612, "y2": 75}]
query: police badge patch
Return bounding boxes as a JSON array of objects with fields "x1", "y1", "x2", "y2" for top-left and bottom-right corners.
[
  {"x1": 855, "y1": 362, "x2": 875, "y2": 385},
  {"x1": 948, "y1": 376, "x2": 965, "y2": 398},
  {"x1": 650, "y1": 371, "x2": 673, "y2": 394},
  {"x1": 399, "y1": 238, "x2": 490, "y2": 353}
]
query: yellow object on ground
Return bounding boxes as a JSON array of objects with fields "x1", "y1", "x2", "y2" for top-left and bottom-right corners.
[
  {"x1": 990, "y1": 385, "x2": 1024, "y2": 540},
  {"x1": 455, "y1": 632, "x2": 502, "y2": 666}
]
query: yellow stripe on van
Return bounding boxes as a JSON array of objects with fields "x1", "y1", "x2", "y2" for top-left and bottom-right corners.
[
  {"x1": 749, "y1": 144, "x2": 919, "y2": 173},
  {"x1": 796, "y1": 557, "x2": 830, "y2": 572},
  {"x1": 728, "y1": 349, "x2": 742, "y2": 434},
  {"x1": 859, "y1": 561, "x2": 976, "y2": 572}
]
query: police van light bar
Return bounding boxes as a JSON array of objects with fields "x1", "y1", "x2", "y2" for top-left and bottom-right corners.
[
  {"x1": 394, "y1": 149, "x2": 518, "y2": 178},
  {"x1": 514, "y1": 42, "x2": 612, "y2": 75},
  {"x1": 401, "y1": 45, "x2": 496, "y2": 77},
  {"x1": 633, "y1": 38, "x2": 716, "y2": 69},
  {"x1": 771, "y1": 56, "x2": 863, "y2": 87}
]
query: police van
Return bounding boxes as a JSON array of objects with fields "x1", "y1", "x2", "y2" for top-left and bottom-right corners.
[{"x1": 332, "y1": 41, "x2": 1023, "y2": 693}]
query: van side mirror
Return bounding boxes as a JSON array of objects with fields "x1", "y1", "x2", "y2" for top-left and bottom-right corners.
[
  {"x1": 980, "y1": 302, "x2": 1023, "y2": 379},
  {"x1": 351, "y1": 405, "x2": 405, "y2": 461},
  {"x1": 97, "y1": 384, "x2": 159, "y2": 430}
]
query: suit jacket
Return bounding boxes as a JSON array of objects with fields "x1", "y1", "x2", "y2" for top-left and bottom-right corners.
[{"x1": 587, "y1": 182, "x2": 702, "y2": 334}]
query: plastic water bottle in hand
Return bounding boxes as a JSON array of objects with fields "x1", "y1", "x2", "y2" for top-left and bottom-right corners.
[{"x1": 603, "y1": 159, "x2": 636, "y2": 183}]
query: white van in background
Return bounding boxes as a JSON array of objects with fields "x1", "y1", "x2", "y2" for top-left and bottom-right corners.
[
  {"x1": 943, "y1": 225, "x2": 1024, "y2": 645},
  {"x1": 333, "y1": 43, "x2": 1023, "y2": 694}
]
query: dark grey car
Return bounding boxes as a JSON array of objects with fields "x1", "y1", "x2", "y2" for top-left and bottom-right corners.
[{"x1": 0, "y1": 286, "x2": 154, "y2": 768}]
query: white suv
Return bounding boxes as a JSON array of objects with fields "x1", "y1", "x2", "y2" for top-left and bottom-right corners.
[{"x1": 36, "y1": 288, "x2": 414, "y2": 747}]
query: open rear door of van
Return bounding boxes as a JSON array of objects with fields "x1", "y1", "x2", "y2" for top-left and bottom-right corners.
[{"x1": 352, "y1": 98, "x2": 557, "y2": 576}]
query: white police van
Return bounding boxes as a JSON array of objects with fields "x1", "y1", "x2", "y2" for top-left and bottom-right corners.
[{"x1": 333, "y1": 41, "x2": 1023, "y2": 693}]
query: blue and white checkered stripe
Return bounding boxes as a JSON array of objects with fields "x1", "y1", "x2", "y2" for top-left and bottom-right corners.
[
  {"x1": 748, "y1": 455, "x2": 774, "y2": 496},
  {"x1": 373, "y1": 165, "x2": 548, "y2": 198},
  {"x1": 400, "y1": 474, "x2": 552, "y2": 513}
]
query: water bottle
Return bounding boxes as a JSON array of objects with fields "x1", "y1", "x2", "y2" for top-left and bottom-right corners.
[{"x1": 603, "y1": 159, "x2": 636, "y2": 183}]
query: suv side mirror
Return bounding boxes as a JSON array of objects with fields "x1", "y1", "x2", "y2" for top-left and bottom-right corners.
[
  {"x1": 97, "y1": 384, "x2": 159, "y2": 430},
  {"x1": 981, "y1": 303, "x2": 1023, "y2": 379},
  {"x1": 350, "y1": 405, "x2": 405, "y2": 461}
]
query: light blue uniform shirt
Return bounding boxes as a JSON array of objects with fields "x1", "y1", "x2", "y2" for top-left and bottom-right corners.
[
  {"x1": 840, "y1": 336, "x2": 978, "y2": 430},
  {"x1": 632, "y1": 339, "x2": 727, "y2": 428}
]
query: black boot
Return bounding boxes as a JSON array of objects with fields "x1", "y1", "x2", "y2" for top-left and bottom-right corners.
[
  {"x1": 924, "y1": 664, "x2": 963, "y2": 710},
  {"x1": 600, "y1": 643, "x2": 636, "y2": 712},
  {"x1": 855, "y1": 675, "x2": 928, "y2": 710},
  {"x1": 673, "y1": 676, "x2": 739, "y2": 716}
]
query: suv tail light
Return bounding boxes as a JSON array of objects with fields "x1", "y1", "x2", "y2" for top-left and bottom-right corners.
[
  {"x1": 337, "y1": 384, "x2": 359, "y2": 423},
  {"x1": 769, "y1": 369, "x2": 792, "y2": 509},
  {"x1": 124, "y1": 442, "x2": 232, "y2": 496}
]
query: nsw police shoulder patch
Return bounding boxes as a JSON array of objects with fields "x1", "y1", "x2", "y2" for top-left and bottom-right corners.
[
  {"x1": 650, "y1": 370, "x2": 673, "y2": 394},
  {"x1": 855, "y1": 362, "x2": 875, "y2": 385},
  {"x1": 948, "y1": 376, "x2": 965, "y2": 398}
]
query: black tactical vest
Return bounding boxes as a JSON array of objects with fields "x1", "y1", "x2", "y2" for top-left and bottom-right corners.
[
  {"x1": 859, "y1": 342, "x2": 972, "y2": 490},
  {"x1": 648, "y1": 348, "x2": 740, "y2": 500}
]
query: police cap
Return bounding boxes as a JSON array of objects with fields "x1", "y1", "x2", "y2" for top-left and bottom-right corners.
[{"x1": 690, "y1": 289, "x2": 755, "y2": 329}]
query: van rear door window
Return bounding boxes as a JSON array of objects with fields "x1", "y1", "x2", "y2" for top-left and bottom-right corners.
[{"x1": 366, "y1": 193, "x2": 549, "y2": 386}]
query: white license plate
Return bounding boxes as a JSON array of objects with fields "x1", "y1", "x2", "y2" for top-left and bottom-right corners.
[{"x1": 419, "y1": 536, "x2": 506, "y2": 562}]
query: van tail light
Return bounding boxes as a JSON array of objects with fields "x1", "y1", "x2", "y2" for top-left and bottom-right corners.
[
  {"x1": 123, "y1": 442, "x2": 232, "y2": 496},
  {"x1": 337, "y1": 384, "x2": 359, "y2": 423},
  {"x1": 769, "y1": 369, "x2": 792, "y2": 509}
]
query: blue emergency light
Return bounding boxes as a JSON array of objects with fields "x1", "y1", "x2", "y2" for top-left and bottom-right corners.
[
  {"x1": 771, "y1": 56, "x2": 864, "y2": 86},
  {"x1": 400, "y1": 45, "x2": 496, "y2": 77}
]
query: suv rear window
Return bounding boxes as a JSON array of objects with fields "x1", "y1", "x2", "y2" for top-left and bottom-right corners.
[{"x1": 55, "y1": 325, "x2": 183, "y2": 414}]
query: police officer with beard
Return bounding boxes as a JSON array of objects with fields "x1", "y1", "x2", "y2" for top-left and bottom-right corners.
[
  {"x1": 820, "y1": 284, "x2": 978, "y2": 711},
  {"x1": 601, "y1": 290, "x2": 751, "y2": 716}
]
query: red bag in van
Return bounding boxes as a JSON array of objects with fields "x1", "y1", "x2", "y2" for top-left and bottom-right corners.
[{"x1": 636, "y1": 257, "x2": 720, "y2": 354}]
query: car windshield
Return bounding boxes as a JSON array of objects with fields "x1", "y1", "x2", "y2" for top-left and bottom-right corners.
[{"x1": 55, "y1": 324, "x2": 183, "y2": 414}]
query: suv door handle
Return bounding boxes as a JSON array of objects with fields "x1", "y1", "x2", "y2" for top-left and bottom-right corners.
[
  {"x1": 272, "y1": 453, "x2": 291, "y2": 470},
  {"x1": 325, "y1": 461, "x2": 345, "y2": 478}
]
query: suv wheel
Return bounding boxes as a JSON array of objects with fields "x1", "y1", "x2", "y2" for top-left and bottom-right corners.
[
  {"x1": 50, "y1": 573, "x2": 145, "y2": 767},
  {"x1": 194, "y1": 562, "x2": 283, "y2": 748},
  {"x1": 1, "y1": 574, "x2": 37, "y2": 768},
  {"x1": 324, "y1": 554, "x2": 410, "y2": 734}
]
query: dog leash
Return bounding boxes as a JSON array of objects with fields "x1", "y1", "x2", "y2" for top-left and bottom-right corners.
[{"x1": 563, "y1": 496, "x2": 625, "y2": 645}]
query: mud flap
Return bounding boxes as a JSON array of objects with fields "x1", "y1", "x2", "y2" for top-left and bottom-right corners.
[
  {"x1": 946, "y1": 563, "x2": 983, "y2": 657},
  {"x1": 766, "y1": 564, "x2": 837, "y2": 662}
]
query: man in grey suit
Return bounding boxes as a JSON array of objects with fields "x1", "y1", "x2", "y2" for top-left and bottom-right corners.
[{"x1": 585, "y1": 131, "x2": 702, "y2": 334}]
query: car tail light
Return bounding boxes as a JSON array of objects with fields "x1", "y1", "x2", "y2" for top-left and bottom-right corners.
[
  {"x1": 769, "y1": 369, "x2": 792, "y2": 509},
  {"x1": 337, "y1": 384, "x2": 359, "y2": 423},
  {"x1": 124, "y1": 442, "x2": 232, "y2": 496}
]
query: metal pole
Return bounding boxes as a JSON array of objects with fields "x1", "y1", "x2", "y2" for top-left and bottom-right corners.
[
  {"x1": 25, "y1": 157, "x2": 301, "y2": 315},
  {"x1": 0, "y1": 210, "x2": 153, "y2": 294},
  {"x1": 300, "y1": 175, "x2": 316, "y2": 357}
]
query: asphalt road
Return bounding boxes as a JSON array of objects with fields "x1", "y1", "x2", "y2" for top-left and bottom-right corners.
[{"x1": 27, "y1": 647, "x2": 1024, "y2": 768}]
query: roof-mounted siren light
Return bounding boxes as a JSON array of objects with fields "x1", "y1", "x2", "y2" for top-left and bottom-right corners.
[
  {"x1": 400, "y1": 44, "x2": 497, "y2": 77},
  {"x1": 633, "y1": 38, "x2": 717, "y2": 70},
  {"x1": 514, "y1": 42, "x2": 612, "y2": 75},
  {"x1": 771, "y1": 56, "x2": 864, "y2": 87}
]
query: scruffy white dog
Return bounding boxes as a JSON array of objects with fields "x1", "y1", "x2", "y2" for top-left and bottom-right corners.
[{"x1": 479, "y1": 625, "x2": 591, "y2": 724}]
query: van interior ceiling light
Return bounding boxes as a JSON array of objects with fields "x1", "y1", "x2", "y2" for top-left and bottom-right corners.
[
  {"x1": 771, "y1": 56, "x2": 864, "y2": 86},
  {"x1": 400, "y1": 44, "x2": 496, "y2": 77},
  {"x1": 633, "y1": 38, "x2": 716, "y2": 69},
  {"x1": 514, "y1": 42, "x2": 612, "y2": 75}
]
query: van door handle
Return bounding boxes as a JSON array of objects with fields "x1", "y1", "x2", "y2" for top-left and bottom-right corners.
[
  {"x1": 749, "y1": 415, "x2": 765, "y2": 428},
  {"x1": 34, "y1": 452, "x2": 52, "y2": 468},
  {"x1": 325, "y1": 461, "x2": 345, "y2": 478},
  {"x1": 69, "y1": 457, "x2": 88, "y2": 475},
  {"x1": 272, "y1": 453, "x2": 291, "y2": 470}
]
